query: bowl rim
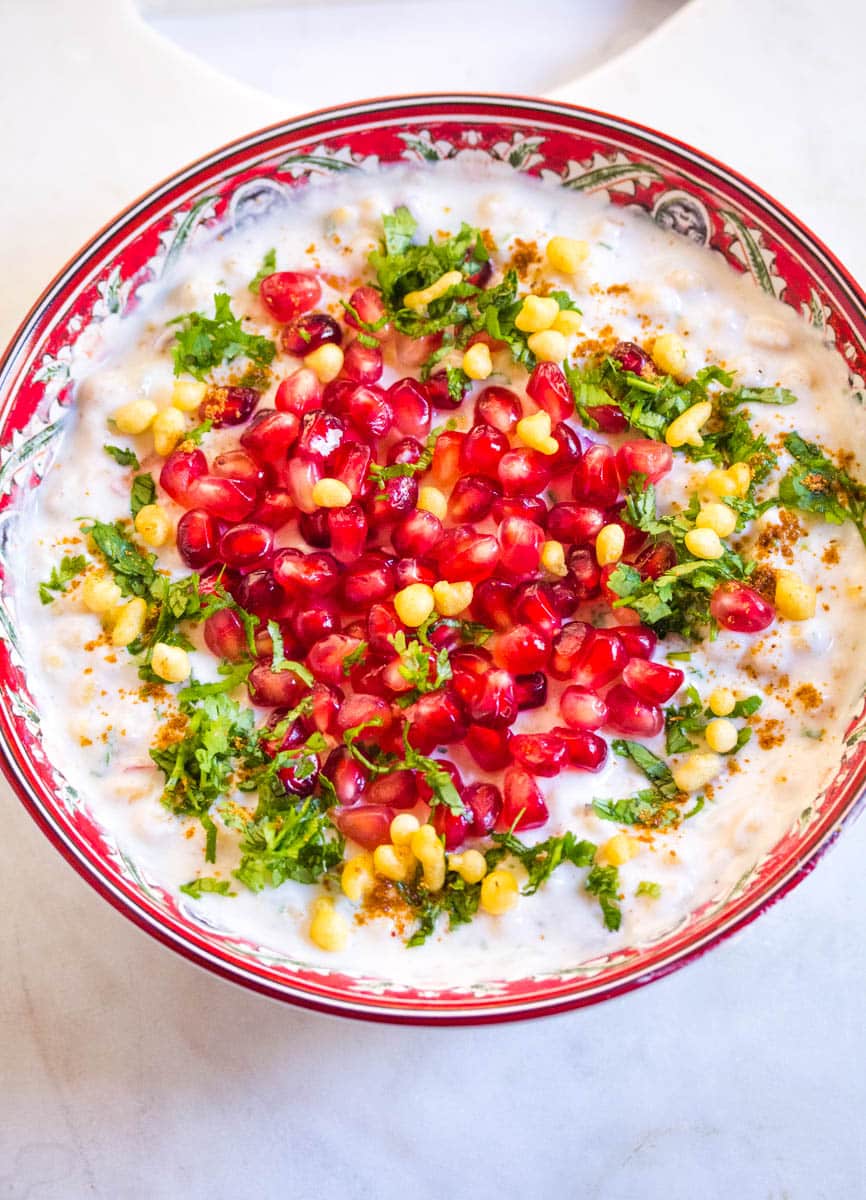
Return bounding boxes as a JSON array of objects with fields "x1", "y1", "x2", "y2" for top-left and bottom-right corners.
[{"x1": 2, "y1": 91, "x2": 865, "y2": 1025}]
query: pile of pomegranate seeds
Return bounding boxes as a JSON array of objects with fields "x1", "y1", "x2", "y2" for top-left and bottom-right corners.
[{"x1": 152, "y1": 267, "x2": 727, "y2": 856}]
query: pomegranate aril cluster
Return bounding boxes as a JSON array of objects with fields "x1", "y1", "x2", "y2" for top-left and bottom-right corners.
[{"x1": 161, "y1": 274, "x2": 701, "y2": 854}]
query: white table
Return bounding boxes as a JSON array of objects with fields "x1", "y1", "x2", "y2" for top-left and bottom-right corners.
[{"x1": 2, "y1": 2, "x2": 864, "y2": 1195}]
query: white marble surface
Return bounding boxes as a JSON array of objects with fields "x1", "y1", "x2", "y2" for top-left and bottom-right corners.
[{"x1": 2, "y1": 1, "x2": 865, "y2": 1196}]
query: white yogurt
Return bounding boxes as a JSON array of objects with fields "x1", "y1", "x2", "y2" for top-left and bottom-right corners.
[{"x1": 12, "y1": 161, "x2": 866, "y2": 986}]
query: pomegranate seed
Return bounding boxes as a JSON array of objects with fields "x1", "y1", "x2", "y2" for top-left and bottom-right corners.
[
  {"x1": 498, "y1": 516, "x2": 544, "y2": 579},
  {"x1": 323, "y1": 379, "x2": 356, "y2": 415},
  {"x1": 344, "y1": 286, "x2": 390, "y2": 335},
  {"x1": 450, "y1": 646, "x2": 494, "y2": 705},
  {"x1": 549, "y1": 422, "x2": 583, "y2": 474},
  {"x1": 159, "y1": 447, "x2": 207, "y2": 504},
  {"x1": 549, "y1": 620, "x2": 591, "y2": 679},
  {"x1": 436, "y1": 526, "x2": 500, "y2": 584},
  {"x1": 465, "y1": 724, "x2": 511, "y2": 771},
  {"x1": 273, "y1": 549, "x2": 339, "y2": 597},
  {"x1": 365, "y1": 475, "x2": 418, "y2": 526},
  {"x1": 310, "y1": 681, "x2": 342, "y2": 735},
  {"x1": 430, "y1": 430, "x2": 464, "y2": 484},
  {"x1": 297, "y1": 409, "x2": 346, "y2": 461},
  {"x1": 635, "y1": 540, "x2": 677, "y2": 580},
  {"x1": 248, "y1": 662, "x2": 307, "y2": 708},
  {"x1": 549, "y1": 579, "x2": 581, "y2": 617},
  {"x1": 366, "y1": 603, "x2": 401, "y2": 655},
  {"x1": 290, "y1": 598, "x2": 339, "y2": 648},
  {"x1": 497, "y1": 448, "x2": 552, "y2": 497},
  {"x1": 475, "y1": 385, "x2": 522, "y2": 433},
  {"x1": 609, "y1": 625, "x2": 657, "y2": 658},
  {"x1": 368, "y1": 769, "x2": 419, "y2": 810},
  {"x1": 278, "y1": 755, "x2": 319, "y2": 797},
  {"x1": 573, "y1": 443, "x2": 619, "y2": 507},
  {"x1": 512, "y1": 581, "x2": 561, "y2": 636},
  {"x1": 336, "y1": 693, "x2": 393, "y2": 736},
  {"x1": 510, "y1": 732, "x2": 568, "y2": 777},
  {"x1": 493, "y1": 624, "x2": 550, "y2": 674},
  {"x1": 526, "y1": 362, "x2": 572, "y2": 423},
  {"x1": 275, "y1": 368, "x2": 322, "y2": 416},
  {"x1": 308, "y1": 633, "x2": 364, "y2": 685},
  {"x1": 588, "y1": 403, "x2": 629, "y2": 433},
  {"x1": 329, "y1": 441, "x2": 373, "y2": 499},
  {"x1": 612, "y1": 340, "x2": 652, "y2": 376},
  {"x1": 394, "y1": 557, "x2": 437, "y2": 589},
  {"x1": 212, "y1": 449, "x2": 266, "y2": 487},
  {"x1": 710, "y1": 582, "x2": 775, "y2": 632},
  {"x1": 388, "y1": 377, "x2": 431, "y2": 438},
  {"x1": 282, "y1": 313, "x2": 342, "y2": 356},
  {"x1": 203, "y1": 607, "x2": 248, "y2": 662},
  {"x1": 202, "y1": 386, "x2": 259, "y2": 428},
  {"x1": 259, "y1": 271, "x2": 321, "y2": 322},
  {"x1": 426, "y1": 622, "x2": 463, "y2": 655},
  {"x1": 426, "y1": 368, "x2": 466, "y2": 410},
  {"x1": 622, "y1": 658, "x2": 684, "y2": 704},
  {"x1": 468, "y1": 668, "x2": 518, "y2": 728},
  {"x1": 600, "y1": 563, "x2": 623, "y2": 605},
  {"x1": 567, "y1": 546, "x2": 602, "y2": 599},
  {"x1": 285, "y1": 455, "x2": 322, "y2": 514},
  {"x1": 332, "y1": 804, "x2": 395, "y2": 849},
  {"x1": 238, "y1": 570, "x2": 290, "y2": 621},
  {"x1": 572, "y1": 629, "x2": 627, "y2": 690},
  {"x1": 605, "y1": 683, "x2": 664, "y2": 737},
  {"x1": 219, "y1": 522, "x2": 274, "y2": 569},
  {"x1": 553, "y1": 726, "x2": 608, "y2": 771},
  {"x1": 515, "y1": 672, "x2": 547, "y2": 710},
  {"x1": 491, "y1": 495, "x2": 548, "y2": 526},
  {"x1": 387, "y1": 437, "x2": 424, "y2": 466},
  {"x1": 341, "y1": 553, "x2": 395, "y2": 608},
  {"x1": 472, "y1": 578, "x2": 514, "y2": 631},
  {"x1": 448, "y1": 475, "x2": 500, "y2": 523},
  {"x1": 340, "y1": 383, "x2": 393, "y2": 439},
  {"x1": 260, "y1": 708, "x2": 309, "y2": 756},
  {"x1": 175, "y1": 509, "x2": 221, "y2": 569},
  {"x1": 406, "y1": 690, "x2": 468, "y2": 753},
  {"x1": 463, "y1": 782, "x2": 503, "y2": 837},
  {"x1": 392, "y1": 509, "x2": 443, "y2": 558},
  {"x1": 298, "y1": 509, "x2": 330, "y2": 548},
  {"x1": 616, "y1": 439, "x2": 674, "y2": 486},
  {"x1": 560, "y1": 685, "x2": 608, "y2": 730},
  {"x1": 605, "y1": 515, "x2": 646, "y2": 556},
  {"x1": 395, "y1": 331, "x2": 442, "y2": 368},
  {"x1": 342, "y1": 339, "x2": 383, "y2": 384},
  {"x1": 252, "y1": 488, "x2": 294, "y2": 530},
  {"x1": 460, "y1": 424, "x2": 509, "y2": 477},
  {"x1": 502, "y1": 766, "x2": 549, "y2": 831},
  {"x1": 322, "y1": 747, "x2": 367, "y2": 806},
  {"x1": 240, "y1": 410, "x2": 300, "y2": 463},
  {"x1": 547, "y1": 502, "x2": 606, "y2": 544},
  {"x1": 433, "y1": 803, "x2": 471, "y2": 852}
]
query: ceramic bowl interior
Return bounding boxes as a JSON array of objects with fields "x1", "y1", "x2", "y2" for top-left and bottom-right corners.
[{"x1": 2, "y1": 95, "x2": 865, "y2": 1024}]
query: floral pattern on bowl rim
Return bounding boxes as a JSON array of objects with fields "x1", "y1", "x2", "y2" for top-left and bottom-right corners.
[{"x1": 1, "y1": 95, "x2": 865, "y2": 1024}]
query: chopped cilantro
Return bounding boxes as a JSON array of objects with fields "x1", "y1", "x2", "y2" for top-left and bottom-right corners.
[
  {"x1": 169, "y1": 292, "x2": 276, "y2": 380},
  {"x1": 104, "y1": 444, "x2": 140, "y2": 469},
  {"x1": 184, "y1": 418, "x2": 213, "y2": 446},
  {"x1": 778, "y1": 432, "x2": 866, "y2": 546},
  {"x1": 664, "y1": 689, "x2": 762, "y2": 754},
  {"x1": 178, "y1": 661, "x2": 253, "y2": 702},
  {"x1": 248, "y1": 247, "x2": 276, "y2": 294},
  {"x1": 130, "y1": 472, "x2": 156, "y2": 518},
  {"x1": 592, "y1": 740, "x2": 683, "y2": 829},
  {"x1": 267, "y1": 620, "x2": 314, "y2": 683},
  {"x1": 492, "y1": 830, "x2": 595, "y2": 894},
  {"x1": 179, "y1": 877, "x2": 235, "y2": 899},
  {"x1": 635, "y1": 880, "x2": 662, "y2": 899},
  {"x1": 585, "y1": 864, "x2": 622, "y2": 932},
  {"x1": 38, "y1": 554, "x2": 87, "y2": 605},
  {"x1": 367, "y1": 424, "x2": 449, "y2": 495},
  {"x1": 81, "y1": 520, "x2": 157, "y2": 598},
  {"x1": 226, "y1": 796, "x2": 344, "y2": 891},
  {"x1": 341, "y1": 641, "x2": 369, "y2": 675}
]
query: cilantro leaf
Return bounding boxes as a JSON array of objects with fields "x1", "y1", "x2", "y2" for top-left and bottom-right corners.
[
  {"x1": 38, "y1": 554, "x2": 87, "y2": 605},
  {"x1": 104, "y1": 444, "x2": 140, "y2": 468},
  {"x1": 130, "y1": 472, "x2": 156, "y2": 518},
  {"x1": 635, "y1": 880, "x2": 662, "y2": 899},
  {"x1": 492, "y1": 830, "x2": 595, "y2": 894},
  {"x1": 184, "y1": 418, "x2": 213, "y2": 446},
  {"x1": 82, "y1": 520, "x2": 157, "y2": 598},
  {"x1": 179, "y1": 877, "x2": 235, "y2": 899},
  {"x1": 169, "y1": 292, "x2": 276, "y2": 380},
  {"x1": 249, "y1": 248, "x2": 276, "y2": 294},
  {"x1": 585, "y1": 864, "x2": 622, "y2": 931},
  {"x1": 592, "y1": 740, "x2": 682, "y2": 829},
  {"x1": 267, "y1": 620, "x2": 314, "y2": 683},
  {"x1": 778, "y1": 432, "x2": 866, "y2": 545},
  {"x1": 229, "y1": 797, "x2": 344, "y2": 890}
]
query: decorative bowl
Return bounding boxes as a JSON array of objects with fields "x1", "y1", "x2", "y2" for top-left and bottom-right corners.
[{"x1": 2, "y1": 95, "x2": 865, "y2": 1024}]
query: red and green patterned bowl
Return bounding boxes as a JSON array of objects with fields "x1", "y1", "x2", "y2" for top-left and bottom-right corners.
[{"x1": 2, "y1": 95, "x2": 865, "y2": 1024}]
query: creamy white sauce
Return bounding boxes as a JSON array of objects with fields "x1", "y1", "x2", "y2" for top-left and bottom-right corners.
[{"x1": 13, "y1": 160, "x2": 866, "y2": 987}]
